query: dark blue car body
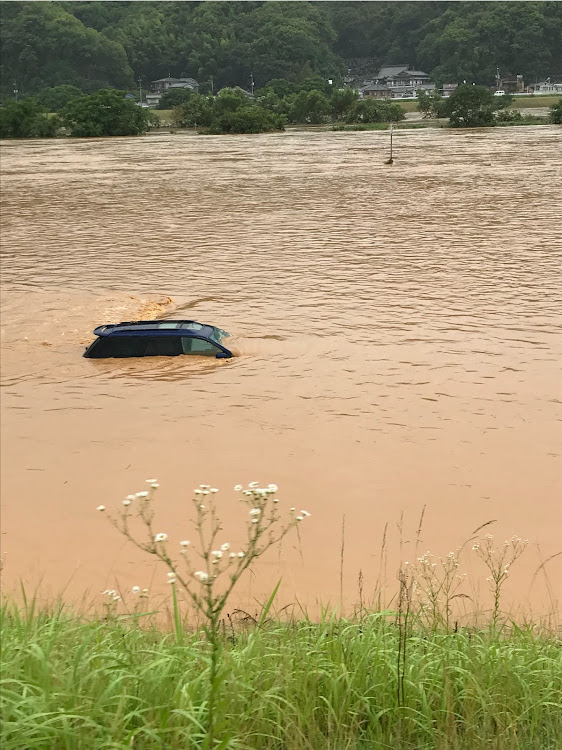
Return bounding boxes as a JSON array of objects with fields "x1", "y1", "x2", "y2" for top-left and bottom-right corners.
[{"x1": 83, "y1": 320, "x2": 233, "y2": 359}]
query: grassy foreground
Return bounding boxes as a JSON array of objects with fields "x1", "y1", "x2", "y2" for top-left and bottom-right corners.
[{"x1": 2, "y1": 600, "x2": 561, "y2": 750}]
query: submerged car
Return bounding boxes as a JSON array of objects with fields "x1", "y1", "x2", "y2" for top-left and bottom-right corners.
[{"x1": 84, "y1": 320, "x2": 233, "y2": 359}]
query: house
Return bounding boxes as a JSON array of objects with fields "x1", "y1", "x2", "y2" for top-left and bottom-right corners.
[
  {"x1": 529, "y1": 80, "x2": 562, "y2": 95},
  {"x1": 145, "y1": 92, "x2": 164, "y2": 108},
  {"x1": 360, "y1": 64, "x2": 436, "y2": 99},
  {"x1": 151, "y1": 77, "x2": 199, "y2": 93},
  {"x1": 442, "y1": 83, "x2": 458, "y2": 98},
  {"x1": 360, "y1": 83, "x2": 392, "y2": 99},
  {"x1": 145, "y1": 77, "x2": 199, "y2": 108}
]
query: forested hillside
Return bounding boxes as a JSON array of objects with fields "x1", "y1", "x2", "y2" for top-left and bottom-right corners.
[{"x1": 1, "y1": 1, "x2": 561, "y2": 99}]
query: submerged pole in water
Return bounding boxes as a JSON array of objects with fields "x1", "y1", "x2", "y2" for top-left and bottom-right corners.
[{"x1": 385, "y1": 123, "x2": 394, "y2": 165}]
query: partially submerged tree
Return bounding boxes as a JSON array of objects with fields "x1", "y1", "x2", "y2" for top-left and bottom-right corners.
[
  {"x1": 0, "y1": 99, "x2": 59, "y2": 138},
  {"x1": 346, "y1": 98, "x2": 405, "y2": 124},
  {"x1": 204, "y1": 106, "x2": 286, "y2": 135},
  {"x1": 60, "y1": 89, "x2": 152, "y2": 137},
  {"x1": 157, "y1": 87, "x2": 195, "y2": 110},
  {"x1": 417, "y1": 88, "x2": 446, "y2": 118},
  {"x1": 330, "y1": 87, "x2": 359, "y2": 120},
  {"x1": 288, "y1": 89, "x2": 331, "y2": 124},
  {"x1": 549, "y1": 99, "x2": 562, "y2": 124},
  {"x1": 443, "y1": 84, "x2": 497, "y2": 128},
  {"x1": 171, "y1": 93, "x2": 215, "y2": 128}
]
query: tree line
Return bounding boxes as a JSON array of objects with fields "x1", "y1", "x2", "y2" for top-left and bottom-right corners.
[
  {"x1": 1, "y1": 1, "x2": 561, "y2": 101},
  {"x1": 2, "y1": 80, "x2": 561, "y2": 139}
]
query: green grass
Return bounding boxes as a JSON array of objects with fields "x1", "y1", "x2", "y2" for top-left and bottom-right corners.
[
  {"x1": 510, "y1": 95, "x2": 562, "y2": 109},
  {"x1": 2, "y1": 599, "x2": 561, "y2": 750}
]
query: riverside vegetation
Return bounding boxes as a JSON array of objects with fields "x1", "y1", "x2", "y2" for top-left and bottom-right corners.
[
  {"x1": 2, "y1": 481, "x2": 561, "y2": 749},
  {"x1": 1, "y1": 81, "x2": 560, "y2": 139}
]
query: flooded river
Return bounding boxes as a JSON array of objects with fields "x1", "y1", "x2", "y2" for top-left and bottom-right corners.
[{"x1": 1, "y1": 127, "x2": 561, "y2": 616}]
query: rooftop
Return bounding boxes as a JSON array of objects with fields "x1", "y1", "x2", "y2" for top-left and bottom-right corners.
[{"x1": 93, "y1": 320, "x2": 220, "y2": 338}]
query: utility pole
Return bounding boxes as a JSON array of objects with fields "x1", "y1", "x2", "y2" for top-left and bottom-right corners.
[
  {"x1": 250, "y1": 71, "x2": 254, "y2": 95},
  {"x1": 138, "y1": 77, "x2": 142, "y2": 105},
  {"x1": 13, "y1": 81, "x2": 18, "y2": 102}
]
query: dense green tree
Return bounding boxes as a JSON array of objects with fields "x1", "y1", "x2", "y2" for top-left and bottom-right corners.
[
  {"x1": 0, "y1": 2, "x2": 132, "y2": 99},
  {"x1": 2, "y1": 2, "x2": 561, "y2": 99},
  {"x1": 549, "y1": 99, "x2": 562, "y2": 124},
  {"x1": 254, "y1": 90, "x2": 293, "y2": 116},
  {"x1": 34, "y1": 85, "x2": 84, "y2": 112},
  {"x1": 204, "y1": 105, "x2": 286, "y2": 135},
  {"x1": 417, "y1": 88, "x2": 446, "y2": 118},
  {"x1": 258, "y1": 78, "x2": 297, "y2": 98},
  {"x1": 0, "y1": 99, "x2": 59, "y2": 138},
  {"x1": 443, "y1": 84, "x2": 497, "y2": 127},
  {"x1": 288, "y1": 90, "x2": 332, "y2": 124},
  {"x1": 331, "y1": 88, "x2": 359, "y2": 120},
  {"x1": 171, "y1": 93, "x2": 215, "y2": 128},
  {"x1": 214, "y1": 87, "x2": 250, "y2": 114},
  {"x1": 157, "y1": 88, "x2": 194, "y2": 110},
  {"x1": 347, "y1": 98, "x2": 405, "y2": 123},
  {"x1": 60, "y1": 89, "x2": 152, "y2": 137}
]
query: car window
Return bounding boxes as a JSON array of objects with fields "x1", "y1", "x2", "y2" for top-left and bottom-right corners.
[
  {"x1": 88, "y1": 336, "x2": 147, "y2": 358},
  {"x1": 181, "y1": 337, "x2": 220, "y2": 356},
  {"x1": 143, "y1": 337, "x2": 183, "y2": 356}
]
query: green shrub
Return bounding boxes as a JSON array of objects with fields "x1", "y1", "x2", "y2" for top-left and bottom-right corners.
[{"x1": 0, "y1": 99, "x2": 59, "y2": 138}]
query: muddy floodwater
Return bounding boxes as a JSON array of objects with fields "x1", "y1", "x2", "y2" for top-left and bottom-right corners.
[{"x1": 1, "y1": 127, "x2": 561, "y2": 616}]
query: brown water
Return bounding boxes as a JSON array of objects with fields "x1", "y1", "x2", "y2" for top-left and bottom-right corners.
[{"x1": 1, "y1": 128, "x2": 561, "y2": 615}]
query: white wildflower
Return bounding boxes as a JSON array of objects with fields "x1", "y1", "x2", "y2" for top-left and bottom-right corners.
[
  {"x1": 251, "y1": 518, "x2": 259, "y2": 524},
  {"x1": 154, "y1": 533, "x2": 167, "y2": 543},
  {"x1": 229, "y1": 553, "x2": 236, "y2": 559},
  {"x1": 296, "y1": 515, "x2": 303, "y2": 521},
  {"x1": 132, "y1": 586, "x2": 140, "y2": 594},
  {"x1": 237, "y1": 552, "x2": 245, "y2": 558},
  {"x1": 212, "y1": 550, "x2": 223, "y2": 559},
  {"x1": 234, "y1": 485, "x2": 243, "y2": 491},
  {"x1": 268, "y1": 484, "x2": 278, "y2": 492},
  {"x1": 249, "y1": 508, "x2": 261, "y2": 517},
  {"x1": 180, "y1": 540, "x2": 190, "y2": 547},
  {"x1": 221, "y1": 543, "x2": 230, "y2": 551},
  {"x1": 145, "y1": 479, "x2": 157, "y2": 484},
  {"x1": 200, "y1": 484, "x2": 210, "y2": 490},
  {"x1": 472, "y1": 544, "x2": 480, "y2": 550},
  {"x1": 126, "y1": 495, "x2": 136, "y2": 501},
  {"x1": 249, "y1": 482, "x2": 259, "y2": 489},
  {"x1": 150, "y1": 483, "x2": 160, "y2": 489},
  {"x1": 136, "y1": 491, "x2": 149, "y2": 499},
  {"x1": 194, "y1": 571, "x2": 209, "y2": 582},
  {"x1": 210, "y1": 488, "x2": 219, "y2": 493},
  {"x1": 97, "y1": 505, "x2": 105, "y2": 512},
  {"x1": 300, "y1": 510, "x2": 311, "y2": 517},
  {"x1": 167, "y1": 571, "x2": 176, "y2": 578},
  {"x1": 123, "y1": 499, "x2": 131, "y2": 506}
]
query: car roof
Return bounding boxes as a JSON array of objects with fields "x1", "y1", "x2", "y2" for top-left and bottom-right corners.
[{"x1": 93, "y1": 320, "x2": 219, "y2": 338}]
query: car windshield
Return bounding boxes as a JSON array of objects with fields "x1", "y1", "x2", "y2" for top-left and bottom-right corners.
[{"x1": 209, "y1": 327, "x2": 229, "y2": 344}]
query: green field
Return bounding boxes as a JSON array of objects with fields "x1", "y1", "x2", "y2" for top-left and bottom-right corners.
[{"x1": 2, "y1": 598, "x2": 561, "y2": 750}]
